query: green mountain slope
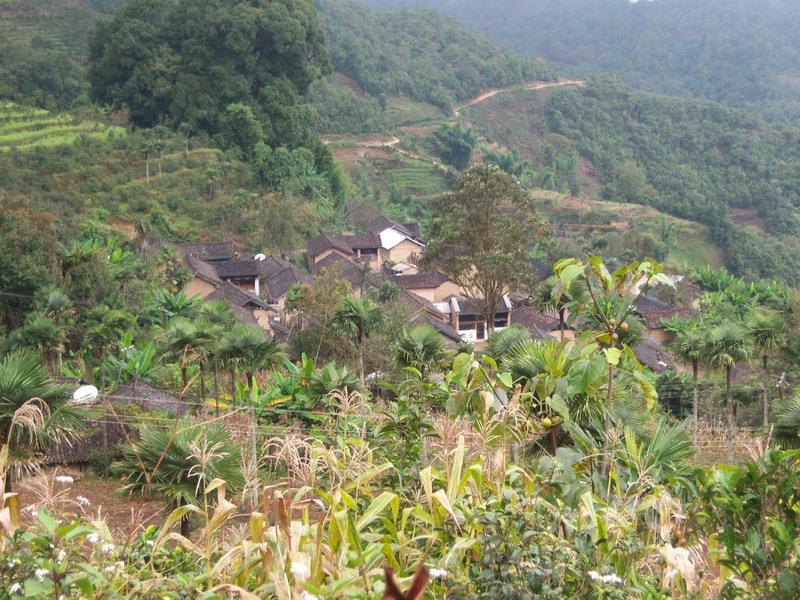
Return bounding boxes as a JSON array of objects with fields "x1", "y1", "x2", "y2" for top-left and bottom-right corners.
[
  {"x1": 461, "y1": 78, "x2": 800, "y2": 283},
  {"x1": 314, "y1": 0, "x2": 555, "y2": 111},
  {"x1": 364, "y1": 0, "x2": 800, "y2": 125}
]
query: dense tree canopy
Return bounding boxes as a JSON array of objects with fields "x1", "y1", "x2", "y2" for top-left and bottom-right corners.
[
  {"x1": 88, "y1": 0, "x2": 331, "y2": 147},
  {"x1": 315, "y1": 0, "x2": 554, "y2": 110},
  {"x1": 365, "y1": 0, "x2": 800, "y2": 125}
]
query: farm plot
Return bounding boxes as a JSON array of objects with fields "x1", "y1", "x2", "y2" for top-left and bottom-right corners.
[{"x1": 0, "y1": 102, "x2": 125, "y2": 152}]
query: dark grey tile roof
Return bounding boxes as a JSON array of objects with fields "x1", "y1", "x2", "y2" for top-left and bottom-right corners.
[
  {"x1": 632, "y1": 337, "x2": 675, "y2": 373},
  {"x1": 263, "y1": 264, "x2": 311, "y2": 303},
  {"x1": 314, "y1": 253, "x2": 365, "y2": 288},
  {"x1": 511, "y1": 305, "x2": 560, "y2": 338},
  {"x1": 634, "y1": 295, "x2": 677, "y2": 328},
  {"x1": 111, "y1": 377, "x2": 187, "y2": 415},
  {"x1": 179, "y1": 241, "x2": 235, "y2": 262},
  {"x1": 393, "y1": 271, "x2": 451, "y2": 290},
  {"x1": 214, "y1": 259, "x2": 263, "y2": 279},
  {"x1": 185, "y1": 255, "x2": 223, "y2": 285},
  {"x1": 341, "y1": 233, "x2": 382, "y2": 250},
  {"x1": 205, "y1": 281, "x2": 270, "y2": 310},
  {"x1": 446, "y1": 295, "x2": 511, "y2": 316},
  {"x1": 366, "y1": 216, "x2": 421, "y2": 240},
  {"x1": 306, "y1": 234, "x2": 354, "y2": 257}
]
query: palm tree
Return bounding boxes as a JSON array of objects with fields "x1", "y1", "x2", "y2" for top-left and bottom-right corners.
[
  {"x1": 773, "y1": 391, "x2": 800, "y2": 448},
  {"x1": 215, "y1": 324, "x2": 285, "y2": 392},
  {"x1": 81, "y1": 305, "x2": 135, "y2": 385},
  {"x1": 668, "y1": 320, "x2": 708, "y2": 441},
  {"x1": 485, "y1": 324, "x2": 532, "y2": 364},
  {"x1": 706, "y1": 322, "x2": 753, "y2": 462},
  {"x1": 395, "y1": 325, "x2": 446, "y2": 377},
  {"x1": 0, "y1": 351, "x2": 76, "y2": 492},
  {"x1": 333, "y1": 296, "x2": 385, "y2": 385},
  {"x1": 113, "y1": 420, "x2": 243, "y2": 536},
  {"x1": 197, "y1": 301, "x2": 237, "y2": 407},
  {"x1": 746, "y1": 309, "x2": 785, "y2": 427},
  {"x1": 160, "y1": 318, "x2": 215, "y2": 397}
]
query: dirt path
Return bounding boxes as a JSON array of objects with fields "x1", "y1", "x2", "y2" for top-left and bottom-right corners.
[
  {"x1": 324, "y1": 79, "x2": 584, "y2": 171},
  {"x1": 452, "y1": 79, "x2": 585, "y2": 117}
]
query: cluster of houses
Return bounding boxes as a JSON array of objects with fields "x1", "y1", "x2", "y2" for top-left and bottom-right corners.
[{"x1": 179, "y1": 215, "x2": 681, "y2": 372}]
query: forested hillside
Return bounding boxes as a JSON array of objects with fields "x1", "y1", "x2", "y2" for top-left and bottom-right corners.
[
  {"x1": 314, "y1": 0, "x2": 555, "y2": 111},
  {"x1": 365, "y1": 0, "x2": 800, "y2": 125},
  {"x1": 461, "y1": 78, "x2": 800, "y2": 283}
]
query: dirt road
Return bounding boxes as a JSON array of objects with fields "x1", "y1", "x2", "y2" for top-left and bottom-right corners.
[{"x1": 452, "y1": 79, "x2": 585, "y2": 117}]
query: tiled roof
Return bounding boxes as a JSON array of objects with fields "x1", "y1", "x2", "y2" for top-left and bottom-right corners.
[
  {"x1": 263, "y1": 265, "x2": 311, "y2": 302},
  {"x1": 445, "y1": 295, "x2": 511, "y2": 316},
  {"x1": 634, "y1": 295, "x2": 677, "y2": 328},
  {"x1": 179, "y1": 241, "x2": 235, "y2": 262},
  {"x1": 632, "y1": 337, "x2": 675, "y2": 373},
  {"x1": 393, "y1": 271, "x2": 450, "y2": 290},
  {"x1": 314, "y1": 253, "x2": 365, "y2": 288},
  {"x1": 214, "y1": 259, "x2": 263, "y2": 279},
  {"x1": 205, "y1": 281, "x2": 270, "y2": 310},
  {"x1": 529, "y1": 258, "x2": 552, "y2": 282},
  {"x1": 398, "y1": 290, "x2": 462, "y2": 342},
  {"x1": 341, "y1": 233, "x2": 382, "y2": 250},
  {"x1": 366, "y1": 216, "x2": 421, "y2": 240},
  {"x1": 511, "y1": 305, "x2": 560, "y2": 338},
  {"x1": 306, "y1": 234, "x2": 354, "y2": 257},
  {"x1": 185, "y1": 255, "x2": 222, "y2": 286}
]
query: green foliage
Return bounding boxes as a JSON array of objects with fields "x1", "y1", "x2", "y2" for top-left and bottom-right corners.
[
  {"x1": 485, "y1": 324, "x2": 532, "y2": 363},
  {"x1": 697, "y1": 449, "x2": 800, "y2": 598},
  {"x1": 542, "y1": 78, "x2": 800, "y2": 283},
  {"x1": 394, "y1": 325, "x2": 446, "y2": 376},
  {"x1": 306, "y1": 76, "x2": 387, "y2": 134},
  {"x1": 431, "y1": 124, "x2": 476, "y2": 170},
  {"x1": 316, "y1": 0, "x2": 555, "y2": 111},
  {"x1": 424, "y1": 165, "x2": 549, "y2": 330},
  {"x1": 113, "y1": 420, "x2": 244, "y2": 511},
  {"x1": 368, "y1": 0, "x2": 800, "y2": 125},
  {"x1": 88, "y1": 0, "x2": 330, "y2": 148},
  {"x1": 481, "y1": 147, "x2": 531, "y2": 178}
]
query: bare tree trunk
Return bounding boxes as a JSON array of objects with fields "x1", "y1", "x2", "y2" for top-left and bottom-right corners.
[
  {"x1": 145, "y1": 155, "x2": 150, "y2": 184},
  {"x1": 762, "y1": 355, "x2": 769, "y2": 427},
  {"x1": 357, "y1": 344, "x2": 365, "y2": 388},
  {"x1": 199, "y1": 364, "x2": 206, "y2": 405},
  {"x1": 726, "y1": 366, "x2": 734, "y2": 463},
  {"x1": 213, "y1": 362, "x2": 220, "y2": 417},
  {"x1": 692, "y1": 361, "x2": 699, "y2": 444},
  {"x1": 559, "y1": 308, "x2": 566, "y2": 342},
  {"x1": 601, "y1": 363, "x2": 614, "y2": 477}
]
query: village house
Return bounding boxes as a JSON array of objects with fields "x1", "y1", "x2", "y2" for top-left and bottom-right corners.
[
  {"x1": 633, "y1": 294, "x2": 677, "y2": 341},
  {"x1": 510, "y1": 305, "x2": 563, "y2": 340},
  {"x1": 306, "y1": 215, "x2": 425, "y2": 275},
  {"x1": 392, "y1": 271, "x2": 463, "y2": 303},
  {"x1": 431, "y1": 295, "x2": 513, "y2": 343},
  {"x1": 204, "y1": 282, "x2": 273, "y2": 331},
  {"x1": 180, "y1": 241, "x2": 309, "y2": 330}
]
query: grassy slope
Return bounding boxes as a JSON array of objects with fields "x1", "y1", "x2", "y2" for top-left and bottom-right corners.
[
  {"x1": 0, "y1": 102, "x2": 124, "y2": 151},
  {"x1": 0, "y1": 129, "x2": 262, "y2": 245}
]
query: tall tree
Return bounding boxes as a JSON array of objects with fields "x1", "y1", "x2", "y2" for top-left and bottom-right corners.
[
  {"x1": 667, "y1": 318, "x2": 708, "y2": 441},
  {"x1": 0, "y1": 351, "x2": 77, "y2": 492},
  {"x1": 333, "y1": 296, "x2": 385, "y2": 386},
  {"x1": 423, "y1": 165, "x2": 549, "y2": 335},
  {"x1": 746, "y1": 309, "x2": 785, "y2": 427},
  {"x1": 706, "y1": 322, "x2": 753, "y2": 463},
  {"x1": 88, "y1": 0, "x2": 331, "y2": 148}
]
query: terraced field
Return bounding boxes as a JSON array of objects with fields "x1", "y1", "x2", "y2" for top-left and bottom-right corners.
[
  {"x1": 0, "y1": 0, "x2": 110, "y2": 59},
  {"x1": 0, "y1": 102, "x2": 125, "y2": 152}
]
